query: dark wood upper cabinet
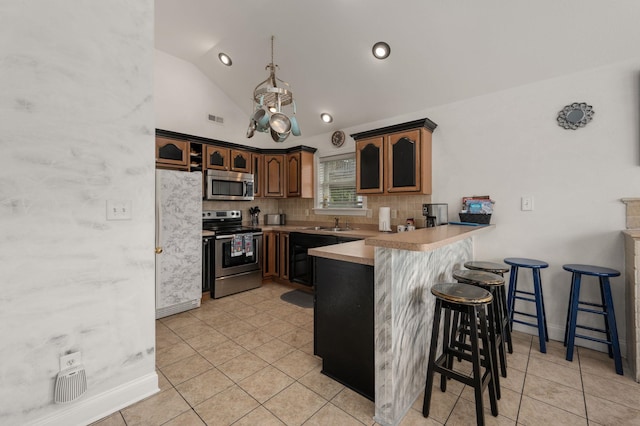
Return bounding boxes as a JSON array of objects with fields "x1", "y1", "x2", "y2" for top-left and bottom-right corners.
[
  {"x1": 356, "y1": 137, "x2": 384, "y2": 194},
  {"x1": 251, "y1": 153, "x2": 263, "y2": 197},
  {"x1": 286, "y1": 150, "x2": 314, "y2": 198},
  {"x1": 204, "y1": 145, "x2": 229, "y2": 170},
  {"x1": 154, "y1": 130, "x2": 317, "y2": 198},
  {"x1": 264, "y1": 154, "x2": 285, "y2": 197},
  {"x1": 387, "y1": 130, "x2": 420, "y2": 192},
  {"x1": 156, "y1": 137, "x2": 189, "y2": 169},
  {"x1": 352, "y1": 119, "x2": 435, "y2": 195},
  {"x1": 230, "y1": 149, "x2": 251, "y2": 173}
]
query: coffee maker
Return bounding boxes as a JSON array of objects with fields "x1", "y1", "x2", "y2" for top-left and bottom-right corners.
[{"x1": 422, "y1": 203, "x2": 448, "y2": 227}]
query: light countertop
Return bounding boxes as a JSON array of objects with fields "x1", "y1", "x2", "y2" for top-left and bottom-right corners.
[
  {"x1": 260, "y1": 224, "x2": 382, "y2": 239},
  {"x1": 310, "y1": 224, "x2": 494, "y2": 265},
  {"x1": 365, "y1": 224, "x2": 494, "y2": 251},
  {"x1": 309, "y1": 240, "x2": 375, "y2": 266}
]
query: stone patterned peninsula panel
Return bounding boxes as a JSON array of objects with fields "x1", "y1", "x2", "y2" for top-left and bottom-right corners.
[{"x1": 374, "y1": 238, "x2": 472, "y2": 425}]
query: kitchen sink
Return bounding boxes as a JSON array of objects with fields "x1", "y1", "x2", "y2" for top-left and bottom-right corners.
[{"x1": 301, "y1": 226, "x2": 352, "y2": 232}]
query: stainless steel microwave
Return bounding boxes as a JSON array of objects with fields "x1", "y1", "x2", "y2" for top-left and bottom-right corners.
[{"x1": 205, "y1": 170, "x2": 254, "y2": 201}]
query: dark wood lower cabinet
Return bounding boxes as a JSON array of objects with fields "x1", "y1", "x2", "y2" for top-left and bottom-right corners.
[{"x1": 313, "y1": 256, "x2": 374, "y2": 401}]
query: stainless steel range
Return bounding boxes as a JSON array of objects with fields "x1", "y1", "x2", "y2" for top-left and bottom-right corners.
[{"x1": 202, "y1": 210, "x2": 263, "y2": 298}]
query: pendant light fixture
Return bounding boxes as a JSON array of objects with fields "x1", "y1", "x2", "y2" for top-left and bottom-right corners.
[{"x1": 247, "y1": 36, "x2": 300, "y2": 142}]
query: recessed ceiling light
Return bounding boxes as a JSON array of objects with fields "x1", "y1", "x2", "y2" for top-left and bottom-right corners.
[
  {"x1": 320, "y1": 113, "x2": 333, "y2": 123},
  {"x1": 218, "y1": 52, "x2": 232, "y2": 66},
  {"x1": 372, "y1": 42, "x2": 390, "y2": 60}
]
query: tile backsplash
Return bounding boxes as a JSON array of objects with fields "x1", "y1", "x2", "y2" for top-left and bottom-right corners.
[
  {"x1": 623, "y1": 198, "x2": 640, "y2": 229},
  {"x1": 205, "y1": 194, "x2": 433, "y2": 229}
]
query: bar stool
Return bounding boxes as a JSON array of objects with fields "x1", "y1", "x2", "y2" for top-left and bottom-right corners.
[
  {"x1": 423, "y1": 283, "x2": 498, "y2": 425},
  {"x1": 453, "y1": 269, "x2": 508, "y2": 391},
  {"x1": 504, "y1": 258, "x2": 549, "y2": 353},
  {"x1": 563, "y1": 264, "x2": 623, "y2": 375},
  {"x1": 464, "y1": 261, "x2": 512, "y2": 354}
]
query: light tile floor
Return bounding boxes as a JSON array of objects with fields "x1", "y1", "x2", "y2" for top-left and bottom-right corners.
[{"x1": 94, "y1": 282, "x2": 640, "y2": 426}]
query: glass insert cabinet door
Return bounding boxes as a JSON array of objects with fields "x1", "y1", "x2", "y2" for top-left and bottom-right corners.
[
  {"x1": 356, "y1": 137, "x2": 384, "y2": 193},
  {"x1": 387, "y1": 130, "x2": 421, "y2": 192}
]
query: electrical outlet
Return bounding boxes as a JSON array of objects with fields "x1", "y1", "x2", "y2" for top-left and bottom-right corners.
[
  {"x1": 366, "y1": 209, "x2": 373, "y2": 218},
  {"x1": 304, "y1": 209, "x2": 309, "y2": 217},
  {"x1": 391, "y1": 209, "x2": 398, "y2": 219},
  {"x1": 521, "y1": 196, "x2": 534, "y2": 211},
  {"x1": 106, "y1": 200, "x2": 132, "y2": 220},
  {"x1": 60, "y1": 352, "x2": 82, "y2": 371}
]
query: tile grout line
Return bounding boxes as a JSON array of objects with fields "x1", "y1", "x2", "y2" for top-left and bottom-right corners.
[
  {"x1": 577, "y1": 347, "x2": 590, "y2": 424},
  {"x1": 513, "y1": 335, "x2": 532, "y2": 425},
  {"x1": 173, "y1": 290, "x2": 324, "y2": 425}
]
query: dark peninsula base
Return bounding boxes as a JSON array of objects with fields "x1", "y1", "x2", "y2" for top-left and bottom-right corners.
[{"x1": 313, "y1": 256, "x2": 374, "y2": 401}]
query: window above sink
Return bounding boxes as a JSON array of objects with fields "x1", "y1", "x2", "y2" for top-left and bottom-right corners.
[{"x1": 315, "y1": 153, "x2": 368, "y2": 217}]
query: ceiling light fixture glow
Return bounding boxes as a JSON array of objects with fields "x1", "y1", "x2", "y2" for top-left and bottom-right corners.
[
  {"x1": 218, "y1": 52, "x2": 232, "y2": 66},
  {"x1": 320, "y1": 113, "x2": 333, "y2": 123},
  {"x1": 372, "y1": 41, "x2": 390, "y2": 60}
]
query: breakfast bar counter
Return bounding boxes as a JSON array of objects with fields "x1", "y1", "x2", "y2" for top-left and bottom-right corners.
[{"x1": 310, "y1": 224, "x2": 493, "y2": 426}]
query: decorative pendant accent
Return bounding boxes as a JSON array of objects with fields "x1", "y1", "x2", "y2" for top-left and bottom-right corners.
[
  {"x1": 248, "y1": 36, "x2": 300, "y2": 142},
  {"x1": 557, "y1": 102, "x2": 594, "y2": 130}
]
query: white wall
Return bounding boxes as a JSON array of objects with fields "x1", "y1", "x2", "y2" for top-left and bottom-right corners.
[
  {"x1": 156, "y1": 51, "x2": 640, "y2": 351},
  {"x1": 0, "y1": 2, "x2": 157, "y2": 424},
  {"x1": 155, "y1": 50, "x2": 249, "y2": 145},
  {"x1": 429, "y1": 59, "x2": 640, "y2": 348}
]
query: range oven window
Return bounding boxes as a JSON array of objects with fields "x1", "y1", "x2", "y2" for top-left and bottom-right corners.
[
  {"x1": 215, "y1": 234, "x2": 262, "y2": 273},
  {"x1": 221, "y1": 237, "x2": 259, "y2": 268}
]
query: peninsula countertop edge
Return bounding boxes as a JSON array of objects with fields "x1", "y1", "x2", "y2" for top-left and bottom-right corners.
[
  {"x1": 364, "y1": 224, "x2": 494, "y2": 251},
  {"x1": 309, "y1": 224, "x2": 494, "y2": 266}
]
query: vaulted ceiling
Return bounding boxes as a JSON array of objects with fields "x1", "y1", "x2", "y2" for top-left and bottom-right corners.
[{"x1": 155, "y1": 0, "x2": 640, "y2": 138}]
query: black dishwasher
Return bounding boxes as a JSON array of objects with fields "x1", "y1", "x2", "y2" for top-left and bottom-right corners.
[{"x1": 289, "y1": 233, "x2": 338, "y2": 286}]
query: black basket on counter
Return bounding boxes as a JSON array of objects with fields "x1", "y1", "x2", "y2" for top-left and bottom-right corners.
[{"x1": 459, "y1": 213, "x2": 492, "y2": 224}]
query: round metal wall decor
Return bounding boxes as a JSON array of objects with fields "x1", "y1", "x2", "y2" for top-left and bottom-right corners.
[{"x1": 557, "y1": 102, "x2": 594, "y2": 130}]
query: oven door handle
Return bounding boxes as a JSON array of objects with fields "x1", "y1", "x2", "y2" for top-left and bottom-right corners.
[{"x1": 215, "y1": 232, "x2": 263, "y2": 240}]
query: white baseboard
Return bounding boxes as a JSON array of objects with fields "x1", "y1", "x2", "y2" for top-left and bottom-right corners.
[{"x1": 29, "y1": 372, "x2": 159, "y2": 426}]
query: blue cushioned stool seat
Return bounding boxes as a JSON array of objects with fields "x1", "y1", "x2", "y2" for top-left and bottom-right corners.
[
  {"x1": 563, "y1": 264, "x2": 623, "y2": 375},
  {"x1": 504, "y1": 258, "x2": 549, "y2": 353}
]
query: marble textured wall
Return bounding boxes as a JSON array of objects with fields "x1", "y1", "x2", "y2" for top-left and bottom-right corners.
[
  {"x1": 0, "y1": 1, "x2": 156, "y2": 424},
  {"x1": 374, "y1": 239, "x2": 472, "y2": 426}
]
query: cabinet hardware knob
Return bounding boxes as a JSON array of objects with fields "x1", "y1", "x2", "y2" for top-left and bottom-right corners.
[{"x1": 155, "y1": 247, "x2": 163, "y2": 254}]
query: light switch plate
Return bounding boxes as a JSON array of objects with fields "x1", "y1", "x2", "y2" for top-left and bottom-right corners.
[
  {"x1": 106, "y1": 200, "x2": 132, "y2": 220},
  {"x1": 521, "y1": 196, "x2": 534, "y2": 211}
]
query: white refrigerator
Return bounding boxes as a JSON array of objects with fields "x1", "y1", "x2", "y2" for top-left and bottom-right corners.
[{"x1": 155, "y1": 169, "x2": 202, "y2": 319}]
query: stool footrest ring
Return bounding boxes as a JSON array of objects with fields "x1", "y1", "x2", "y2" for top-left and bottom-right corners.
[
  {"x1": 577, "y1": 307, "x2": 606, "y2": 316},
  {"x1": 574, "y1": 334, "x2": 612, "y2": 346}
]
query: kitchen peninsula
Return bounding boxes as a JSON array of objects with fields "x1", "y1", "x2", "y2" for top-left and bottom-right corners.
[{"x1": 310, "y1": 224, "x2": 493, "y2": 426}]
